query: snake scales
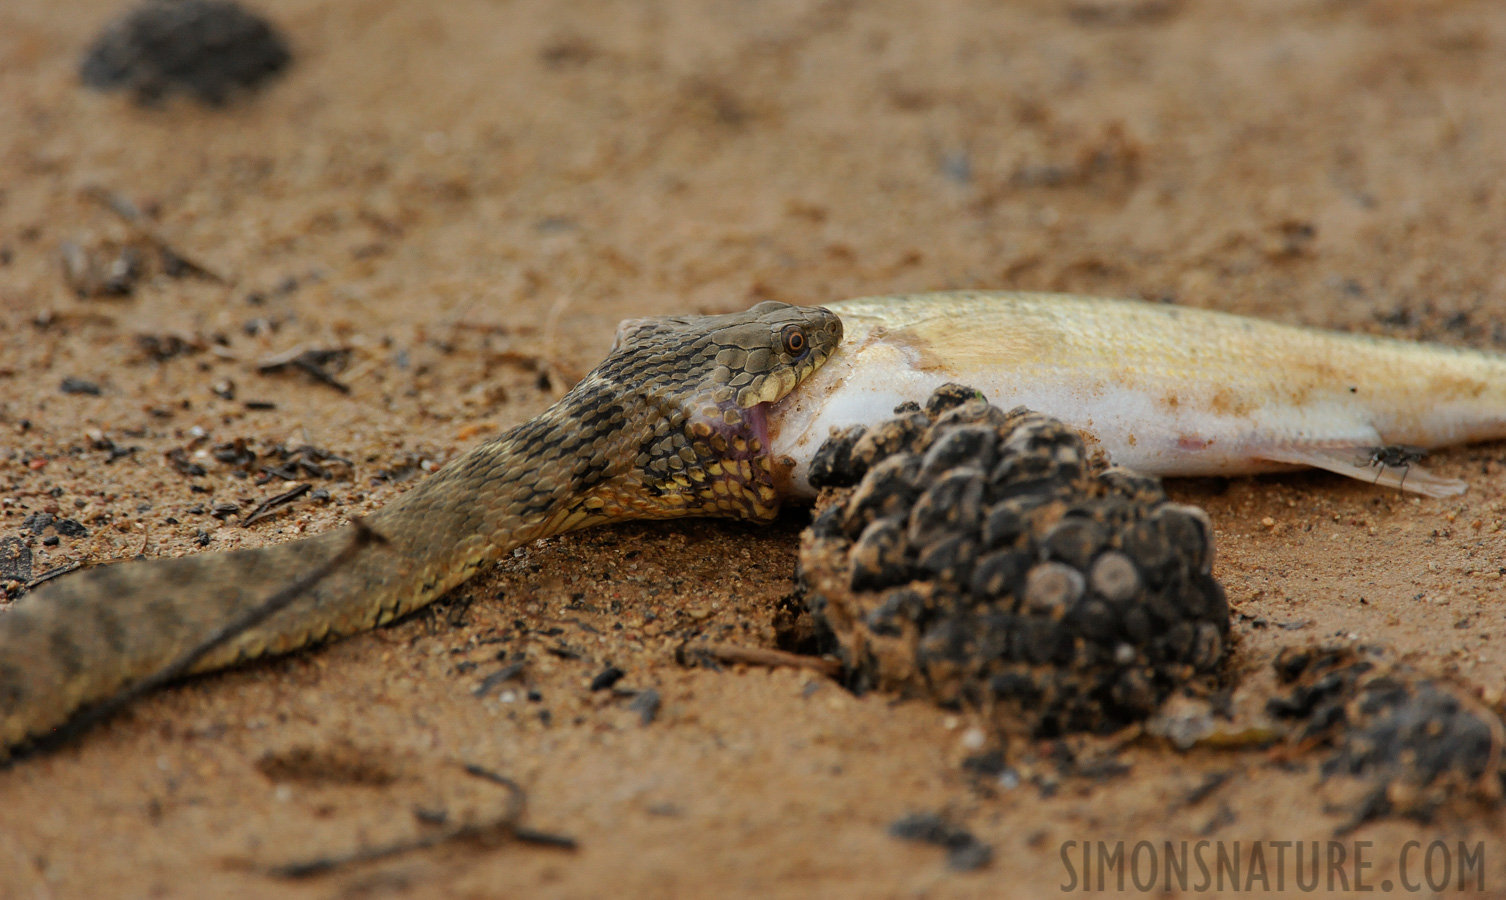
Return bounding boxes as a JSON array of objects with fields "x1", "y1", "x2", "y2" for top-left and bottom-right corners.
[{"x1": 0, "y1": 302, "x2": 843, "y2": 757}]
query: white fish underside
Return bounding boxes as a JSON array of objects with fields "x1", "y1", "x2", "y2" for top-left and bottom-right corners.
[{"x1": 768, "y1": 292, "x2": 1506, "y2": 499}]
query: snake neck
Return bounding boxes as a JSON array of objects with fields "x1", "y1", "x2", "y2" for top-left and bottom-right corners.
[{"x1": 366, "y1": 399, "x2": 624, "y2": 586}]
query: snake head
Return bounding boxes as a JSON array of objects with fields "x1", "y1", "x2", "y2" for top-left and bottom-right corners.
[{"x1": 595, "y1": 301, "x2": 843, "y2": 523}]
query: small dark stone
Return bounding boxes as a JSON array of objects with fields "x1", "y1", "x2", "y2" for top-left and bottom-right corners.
[
  {"x1": 629, "y1": 688, "x2": 661, "y2": 725},
  {"x1": 589, "y1": 666, "x2": 625, "y2": 691},
  {"x1": 887, "y1": 812, "x2": 993, "y2": 871},
  {"x1": 52, "y1": 518, "x2": 89, "y2": 538},
  {"x1": 961, "y1": 749, "x2": 1007, "y2": 777},
  {"x1": 22, "y1": 512, "x2": 56, "y2": 535},
  {"x1": 947, "y1": 839, "x2": 994, "y2": 872},
  {"x1": 60, "y1": 377, "x2": 102, "y2": 395},
  {"x1": 80, "y1": 0, "x2": 292, "y2": 106}
]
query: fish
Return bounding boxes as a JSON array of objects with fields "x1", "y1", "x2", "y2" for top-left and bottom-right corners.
[{"x1": 768, "y1": 291, "x2": 1506, "y2": 498}]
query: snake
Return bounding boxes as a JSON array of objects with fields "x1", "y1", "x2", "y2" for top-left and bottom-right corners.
[{"x1": 0, "y1": 301, "x2": 843, "y2": 757}]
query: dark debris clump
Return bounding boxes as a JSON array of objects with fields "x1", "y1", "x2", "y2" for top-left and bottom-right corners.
[
  {"x1": 80, "y1": 0, "x2": 291, "y2": 106},
  {"x1": 797, "y1": 384, "x2": 1228, "y2": 737},
  {"x1": 1270, "y1": 645, "x2": 1506, "y2": 828},
  {"x1": 888, "y1": 811, "x2": 993, "y2": 872}
]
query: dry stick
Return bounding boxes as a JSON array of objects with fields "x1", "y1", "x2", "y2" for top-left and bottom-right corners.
[
  {"x1": 268, "y1": 762, "x2": 576, "y2": 878},
  {"x1": 21, "y1": 520, "x2": 385, "y2": 759},
  {"x1": 22, "y1": 562, "x2": 82, "y2": 592},
  {"x1": 241, "y1": 483, "x2": 311, "y2": 527},
  {"x1": 82, "y1": 185, "x2": 229, "y2": 283},
  {"x1": 692, "y1": 643, "x2": 843, "y2": 678}
]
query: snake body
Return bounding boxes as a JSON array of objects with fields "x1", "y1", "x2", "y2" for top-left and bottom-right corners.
[{"x1": 0, "y1": 302, "x2": 842, "y2": 756}]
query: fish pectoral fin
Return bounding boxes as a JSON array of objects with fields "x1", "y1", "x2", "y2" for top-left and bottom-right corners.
[{"x1": 1254, "y1": 444, "x2": 1467, "y2": 498}]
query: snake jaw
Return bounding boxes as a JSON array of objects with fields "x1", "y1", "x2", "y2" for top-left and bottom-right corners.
[
  {"x1": 580, "y1": 301, "x2": 842, "y2": 524},
  {"x1": 744, "y1": 400, "x2": 773, "y2": 456}
]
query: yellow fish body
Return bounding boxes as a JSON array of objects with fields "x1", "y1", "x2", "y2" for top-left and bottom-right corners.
[{"x1": 769, "y1": 292, "x2": 1506, "y2": 498}]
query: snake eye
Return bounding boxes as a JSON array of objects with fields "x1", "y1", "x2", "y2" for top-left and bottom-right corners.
[{"x1": 782, "y1": 326, "x2": 807, "y2": 357}]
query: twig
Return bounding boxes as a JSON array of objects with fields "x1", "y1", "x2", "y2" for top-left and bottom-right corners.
[
  {"x1": 241, "y1": 483, "x2": 311, "y2": 527},
  {"x1": 686, "y1": 643, "x2": 842, "y2": 678},
  {"x1": 23, "y1": 562, "x2": 82, "y2": 592},
  {"x1": 267, "y1": 762, "x2": 575, "y2": 878},
  {"x1": 22, "y1": 520, "x2": 385, "y2": 757},
  {"x1": 82, "y1": 185, "x2": 229, "y2": 283},
  {"x1": 256, "y1": 346, "x2": 352, "y2": 394}
]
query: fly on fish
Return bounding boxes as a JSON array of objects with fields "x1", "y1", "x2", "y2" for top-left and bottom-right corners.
[
  {"x1": 769, "y1": 292, "x2": 1506, "y2": 499},
  {"x1": 1354, "y1": 445, "x2": 1428, "y2": 492}
]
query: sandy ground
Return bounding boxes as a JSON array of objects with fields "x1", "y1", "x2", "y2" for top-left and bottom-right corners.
[{"x1": 3, "y1": 0, "x2": 1506, "y2": 897}]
